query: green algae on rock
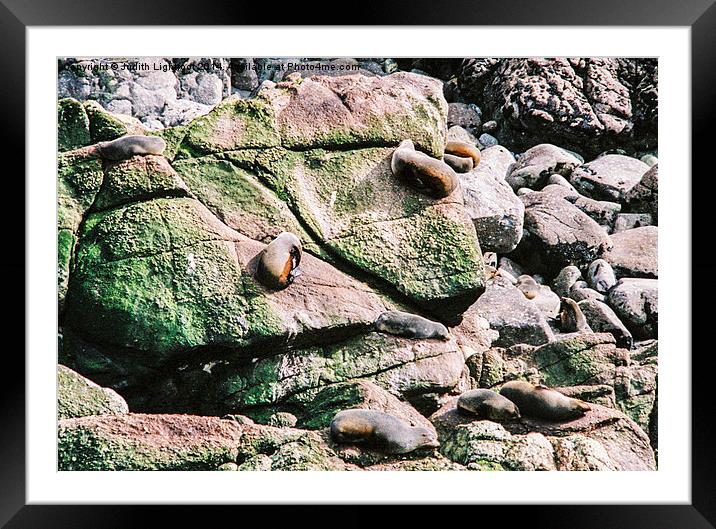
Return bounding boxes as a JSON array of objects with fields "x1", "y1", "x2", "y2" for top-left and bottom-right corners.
[
  {"x1": 175, "y1": 95, "x2": 281, "y2": 158},
  {"x1": 258, "y1": 146, "x2": 485, "y2": 318},
  {"x1": 58, "y1": 98, "x2": 91, "y2": 152},
  {"x1": 58, "y1": 414, "x2": 242, "y2": 470},
  {"x1": 84, "y1": 100, "x2": 132, "y2": 143},
  {"x1": 58, "y1": 364, "x2": 128, "y2": 419},
  {"x1": 172, "y1": 155, "x2": 322, "y2": 255},
  {"x1": 92, "y1": 155, "x2": 191, "y2": 211}
]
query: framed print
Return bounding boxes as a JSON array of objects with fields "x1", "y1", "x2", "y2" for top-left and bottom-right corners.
[{"x1": 3, "y1": 0, "x2": 713, "y2": 526}]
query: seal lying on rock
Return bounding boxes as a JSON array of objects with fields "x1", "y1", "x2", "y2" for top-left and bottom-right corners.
[
  {"x1": 330, "y1": 409, "x2": 439, "y2": 454},
  {"x1": 457, "y1": 389, "x2": 521, "y2": 422},
  {"x1": 374, "y1": 310, "x2": 449, "y2": 340},
  {"x1": 499, "y1": 381, "x2": 591, "y2": 421},
  {"x1": 443, "y1": 153, "x2": 474, "y2": 173},
  {"x1": 445, "y1": 140, "x2": 481, "y2": 166},
  {"x1": 90, "y1": 135, "x2": 166, "y2": 161},
  {"x1": 391, "y1": 139, "x2": 458, "y2": 198},
  {"x1": 255, "y1": 232, "x2": 303, "y2": 290}
]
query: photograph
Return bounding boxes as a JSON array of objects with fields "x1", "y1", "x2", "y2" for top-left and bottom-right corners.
[{"x1": 56, "y1": 56, "x2": 659, "y2": 472}]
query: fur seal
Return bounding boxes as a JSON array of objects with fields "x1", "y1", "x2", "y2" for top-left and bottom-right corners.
[
  {"x1": 499, "y1": 380, "x2": 591, "y2": 421},
  {"x1": 255, "y1": 232, "x2": 303, "y2": 290},
  {"x1": 374, "y1": 310, "x2": 449, "y2": 340},
  {"x1": 443, "y1": 153, "x2": 474, "y2": 173},
  {"x1": 91, "y1": 135, "x2": 166, "y2": 161},
  {"x1": 587, "y1": 259, "x2": 617, "y2": 293},
  {"x1": 444, "y1": 141, "x2": 481, "y2": 166},
  {"x1": 516, "y1": 275, "x2": 540, "y2": 300},
  {"x1": 391, "y1": 139, "x2": 459, "y2": 198},
  {"x1": 330, "y1": 409, "x2": 439, "y2": 454},
  {"x1": 457, "y1": 389, "x2": 521, "y2": 422},
  {"x1": 560, "y1": 297, "x2": 589, "y2": 332}
]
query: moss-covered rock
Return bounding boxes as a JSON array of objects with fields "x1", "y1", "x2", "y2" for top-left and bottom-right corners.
[
  {"x1": 176, "y1": 95, "x2": 281, "y2": 158},
  {"x1": 58, "y1": 98, "x2": 91, "y2": 151},
  {"x1": 533, "y1": 333, "x2": 623, "y2": 387},
  {"x1": 235, "y1": 424, "x2": 348, "y2": 471},
  {"x1": 172, "y1": 155, "x2": 322, "y2": 256},
  {"x1": 431, "y1": 398, "x2": 654, "y2": 470},
  {"x1": 57, "y1": 364, "x2": 128, "y2": 419},
  {"x1": 64, "y1": 197, "x2": 279, "y2": 357},
  {"x1": 93, "y1": 155, "x2": 190, "y2": 211},
  {"x1": 84, "y1": 100, "x2": 132, "y2": 143},
  {"x1": 58, "y1": 414, "x2": 242, "y2": 470},
  {"x1": 297, "y1": 380, "x2": 435, "y2": 432},
  {"x1": 260, "y1": 146, "x2": 484, "y2": 319},
  {"x1": 149, "y1": 125, "x2": 188, "y2": 162},
  {"x1": 64, "y1": 196, "x2": 392, "y2": 362},
  {"x1": 218, "y1": 332, "x2": 466, "y2": 412},
  {"x1": 262, "y1": 72, "x2": 448, "y2": 157},
  {"x1": 58, "y1": 150, "x2": 104, "y2": 309}
]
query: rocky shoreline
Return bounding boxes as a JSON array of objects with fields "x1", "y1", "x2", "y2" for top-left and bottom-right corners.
[{"x1": 57, "y1": 57, "x2": 658, "y2": 471}]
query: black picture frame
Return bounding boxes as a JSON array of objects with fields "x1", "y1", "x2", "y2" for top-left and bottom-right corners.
[{"x1": 3, "y1": 1, "x2": 711, "y2": 526}]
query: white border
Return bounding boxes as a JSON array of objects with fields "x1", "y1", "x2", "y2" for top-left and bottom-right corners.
[{"x1": 28, "y1": 27, "x2": 690, "y2": 504}]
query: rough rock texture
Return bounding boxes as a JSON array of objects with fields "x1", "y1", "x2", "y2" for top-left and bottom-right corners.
[
  {"x1": 58, "y1": 365, "x2": 128, "y2": 419},
  {"x1": 58, "y1": 414, "x2": 245, "y2": 470},
  {"x1": 570, "y1": 154, "x2": 649, "y2": 202},
  {"x1": 604, "y1": 226, "x2": 658, "y2": 278},
  {"x1": 431, "y1": 399, "x2": 654, "y2": 470},
  {"x1": 613, "y1": 213, "x2": 653, "y2": 233},
  {"x1": 58, "y1": 98, "x2": 91, "y2": 151},
  {"x1": 460, "y1": 145, "x2": 524, "y2": 252},
  {"x1": 624, "y1": 164, "x2": 658, "y2": 222},
  {"x1": 578, "y1": 299, "x2": 633, "y2": 349},
  {"x1": 457, "y1": 58, "x2": 658, "y2": 157},
  {"x1": 514, "y1": 191, "x2": 613, "y2": 275},
  {"x1": 57, "y1": 150, "x2": 104, "y2": 312},
  {"x1": 171, "y1": 73, "x2": 485, "y2": 321},
  {"x1": 58, "y1": 58, "x2": 230, "y2": 129},
  {"x1": 607, "y1": 279, "x2": 658, "y2": 339},
  {"x1": 470, "y1": 277, "x2": 555, "y2": 347},
  {"x1": 133, "y1": 331, "x2": 469, "y2": 418},
  {"x1": 541, "y1": 183, "x2": 621, "y2": 228},
  {"x1": 506, "y1": 144, "x2": 582, "y2": 190},
  {"x1": 296, "y1": 380, "x2": 436, "y2": 432},
  {"x1": 57, "y1": 65, "x2": 657, "y2": 472}
]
